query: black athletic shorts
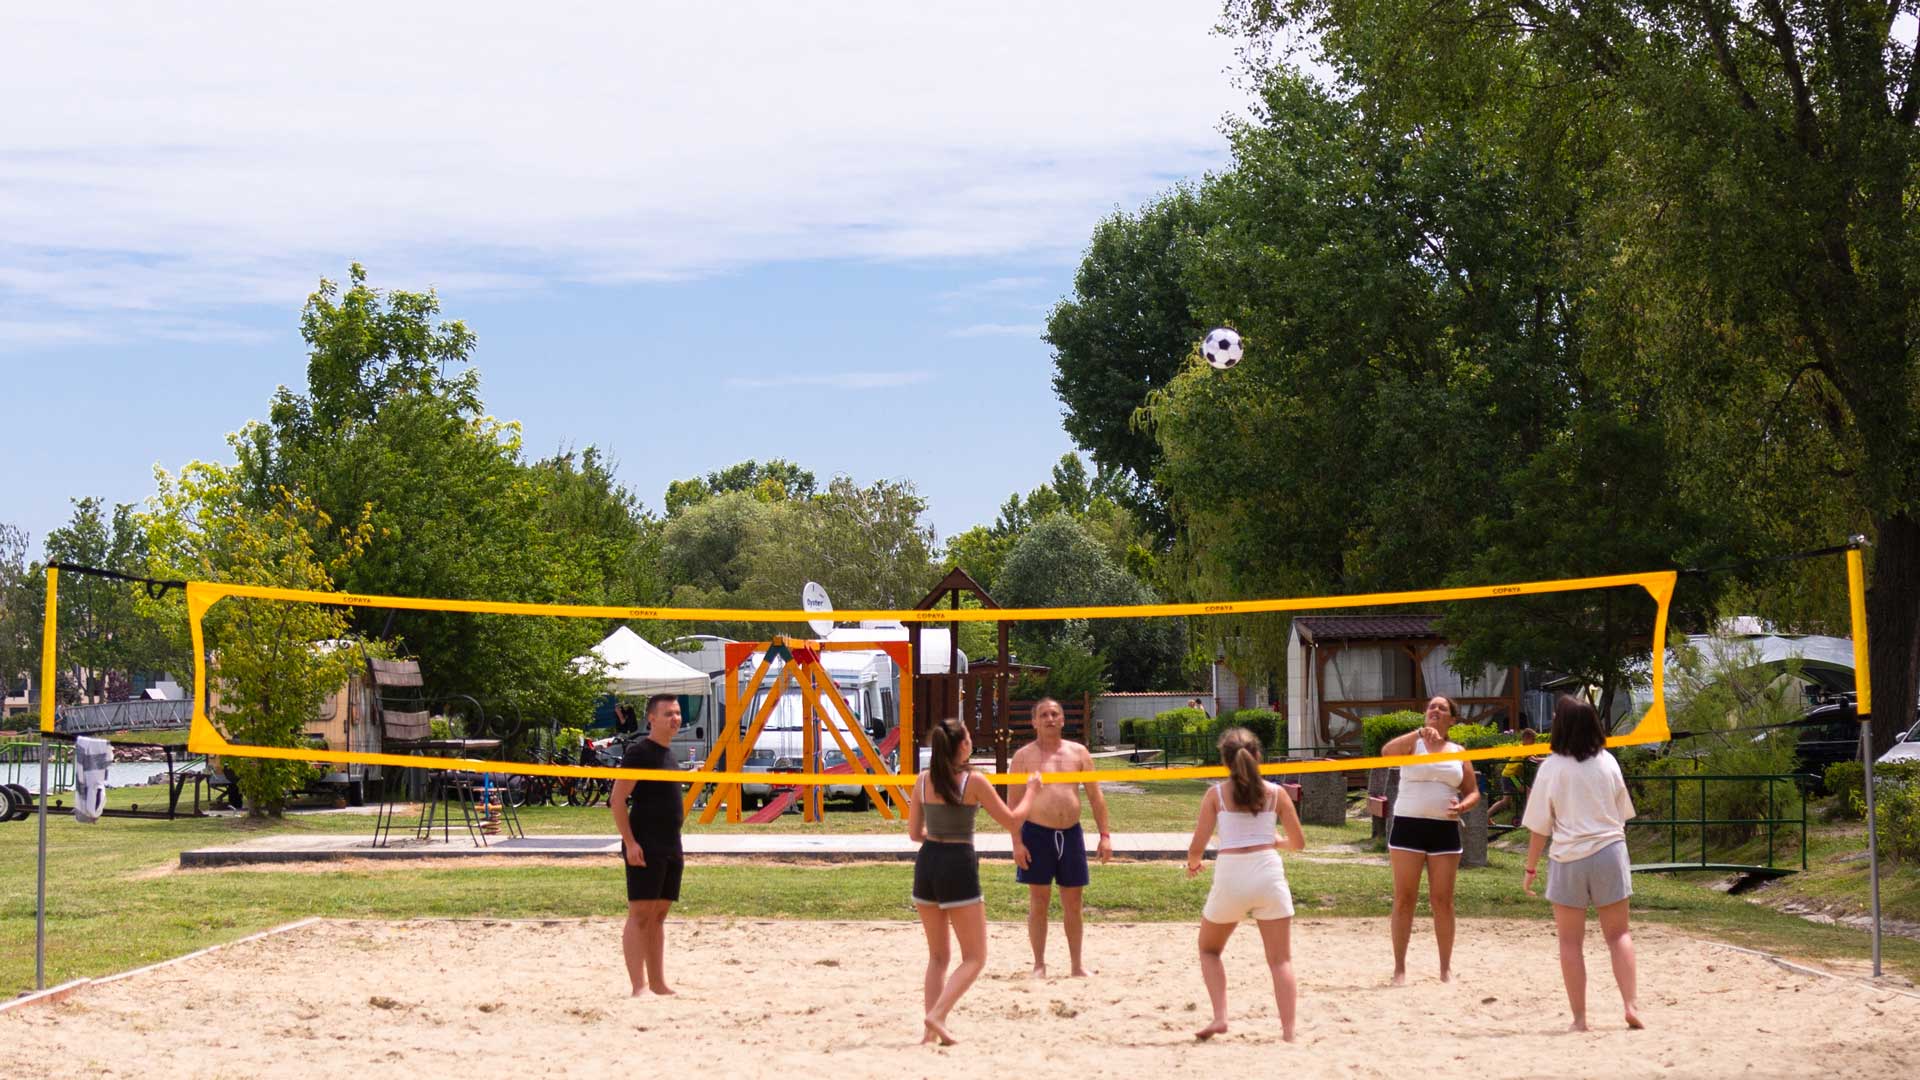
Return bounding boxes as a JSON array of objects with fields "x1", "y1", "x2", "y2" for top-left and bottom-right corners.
[
  {"x1": 623, "y1": 845, "x2": 684, "y2": 903},
  {"x1": 912, "y1": 840, "x2": 982, "y2": 909},
  {"x1": 1388, "y1": 815, "x2": 1464, "y2": 856}
]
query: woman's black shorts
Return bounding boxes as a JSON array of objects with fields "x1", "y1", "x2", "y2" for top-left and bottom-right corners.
[
  {"x1": 1388, "y1": 815, "x2": 1464, "y2": 856},
  {"x1": 912, "y1": 841, "x2": 982, "y2": 909}
]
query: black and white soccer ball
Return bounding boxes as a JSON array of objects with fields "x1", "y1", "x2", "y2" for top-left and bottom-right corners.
[{"x1": 1202, "y1": 326, "x2": 1243, "y2": 369}]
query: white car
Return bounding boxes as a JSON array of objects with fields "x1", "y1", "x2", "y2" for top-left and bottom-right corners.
[{"x1": 1877, "y1": 716, "x2": 1920, "y2": 766}]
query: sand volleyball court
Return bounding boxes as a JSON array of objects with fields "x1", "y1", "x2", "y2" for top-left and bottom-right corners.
[{"x1": 4, "y1": 917, "x2": 1916, "y2": 1078}]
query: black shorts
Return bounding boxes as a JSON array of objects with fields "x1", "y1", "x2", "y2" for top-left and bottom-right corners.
[
  {"x1": 1388, "y1": 815, "x2": 1463, "y2": 856},
  {"x1": 623, "y1": 845, "x2": 684, "y2": 903},
  {"x1": 912, "y1": 841, "x2": 982, "y2": 909}
]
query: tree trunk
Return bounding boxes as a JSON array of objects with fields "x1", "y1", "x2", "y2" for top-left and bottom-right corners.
[{"x1": 1866, "y1": 511, "x2": 1920, "y2": 756}]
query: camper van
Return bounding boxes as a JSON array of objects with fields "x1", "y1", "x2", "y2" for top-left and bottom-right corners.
[{"x1": 206, "y1": 640, "x2": 381, "y2": 807}]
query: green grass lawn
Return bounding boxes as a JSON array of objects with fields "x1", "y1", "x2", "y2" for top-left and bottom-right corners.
[{"x1": 6, "y1": 780, "x2": 1916, "y2": 998}]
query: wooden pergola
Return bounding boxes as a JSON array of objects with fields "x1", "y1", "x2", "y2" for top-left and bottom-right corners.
[{"x1": 1295, "y1": 614, "x2": 1522, "y2": 754}]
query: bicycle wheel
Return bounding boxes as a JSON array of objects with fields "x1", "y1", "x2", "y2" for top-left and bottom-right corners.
[
  {"x1": 564, "y1": 779, "x2": 593, "y2": 807},
  {"x1": 522, "y1": 775, "x2": 552, "y2": 807}
]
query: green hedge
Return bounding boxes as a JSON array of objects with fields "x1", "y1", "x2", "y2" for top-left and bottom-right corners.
[
  {"x1": 1222, "y1": 708, "x2": 1285, "y2": 756},
  {"x1": 1120, "y1": 707, "x2": 1211, "y2": 744},
  {"x1": 1363, "y1": 711, "x2": 1424, "y2": 757},
  {"x1": 1876, "y1": 762, "x2": 1920, "y2": 864},
  {"x1": 1825, "y1": 761, "x2": 1866, "y2": 819},
  {"x1": 1120, "y1": 707, "x2": 1288, "y2": 759}
]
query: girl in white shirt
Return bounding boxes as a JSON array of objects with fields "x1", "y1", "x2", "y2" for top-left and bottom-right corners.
[
  {"x1": 1378, "y1": 695, "x2": 1481, "y2": 984},
  {"x1": 1185, "y1": 727, "x2": 1308, "y2": 1042},
  {"x1": 1522, "y1": 694, "x2": 1643, "y2": 1032}
]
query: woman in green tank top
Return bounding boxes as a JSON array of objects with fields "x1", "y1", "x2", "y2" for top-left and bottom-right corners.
[{"x1": 909, "y1": 716, "x2": 1040, "y2": 1045}]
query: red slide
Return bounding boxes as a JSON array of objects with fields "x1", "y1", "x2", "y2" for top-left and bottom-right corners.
[{"x1": 742, "y1": 726, "x2": 903, "y2": 824}]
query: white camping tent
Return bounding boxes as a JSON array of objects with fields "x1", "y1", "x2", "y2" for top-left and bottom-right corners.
[{"x1": 583, "y1": 625, "x2": 711, "y2": 695}]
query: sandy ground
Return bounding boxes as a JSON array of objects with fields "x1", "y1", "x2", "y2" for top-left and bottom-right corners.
[{"x1": 4, "y1": 917, "x2": 1917, "y2": 1079}]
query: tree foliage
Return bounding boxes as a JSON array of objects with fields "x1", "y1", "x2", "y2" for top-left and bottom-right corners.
[
  {"x1": 1223, "y1": 0, "x2": 1920, "y2": 752},
  {"x1": 994, "y1": 513, "x2": 1187, "y2": 691},
  {"x1": 141, "y1": 464, "x2": 370, "y2": 814},
  {"x1": 240, "y1": 267, "x2": 629, "y2": 734}
]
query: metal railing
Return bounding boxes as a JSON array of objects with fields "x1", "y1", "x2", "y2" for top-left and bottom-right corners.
[
  {"x1": 1623, "y1": 772, "x2": 1810, "y2": 872},
  {"x1": 2, "y1": 741, "x2": 72, "y2": 792}
]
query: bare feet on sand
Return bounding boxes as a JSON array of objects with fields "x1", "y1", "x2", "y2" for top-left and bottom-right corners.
[
  {"x1": 1390, "y1": 971, "x2": 1407, "y2": 987},
  {"x1": 1568, "y1": 1018, "x2": 1589, "y2": 1033},
  {"x1": 924, "y1": 1016, "x2": 957, "y2": 1046},
  {"x1": 1624, "y1": 1004, "x2": 1645, "y2": 1029},
  {"x1": 1070, "y1": 965, "x2": 1092, "y2": 978},
  {"x1": 1195, "y1": 1019, "x2": 1229, "y2": 1041},
  {"x1": 1030, "y1": 963, "x2": 1047, "y2": 979}
]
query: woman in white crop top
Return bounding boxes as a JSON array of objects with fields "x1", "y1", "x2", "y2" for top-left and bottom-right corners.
[
  {"x1": 1185, "y1": 727, "x2": 1307, "y2": 1041},
  {"x1": 1378, "y1": 695, "x2": 1481, "y2": 985}
]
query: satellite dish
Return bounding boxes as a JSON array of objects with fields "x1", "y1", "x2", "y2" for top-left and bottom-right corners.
[{"x1": 802, "y1": 581, "x2": 834, "y2": 638}]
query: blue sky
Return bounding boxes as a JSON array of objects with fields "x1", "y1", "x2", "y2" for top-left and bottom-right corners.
[{"x1": 1, "y1": 2, "x2": 1253, "y2": 552}]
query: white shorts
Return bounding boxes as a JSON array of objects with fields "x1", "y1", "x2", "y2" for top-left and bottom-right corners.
[{"x1": 1202, "y1": 848, "x2": 1295, "y2": 923}]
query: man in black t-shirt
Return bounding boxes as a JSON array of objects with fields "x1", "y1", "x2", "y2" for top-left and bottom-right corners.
[{"x1": 610, "y1": 693, "x2": 685, "y2": 996}]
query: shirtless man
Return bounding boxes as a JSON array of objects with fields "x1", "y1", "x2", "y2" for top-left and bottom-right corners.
[{"x1": 1009, "y1": 698, "x2": 1112, "y2": 978}]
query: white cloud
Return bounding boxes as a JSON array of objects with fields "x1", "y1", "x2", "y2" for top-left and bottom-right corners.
[
  {"x1": 725, "y1": 371, "x2": 933, "y2": 390},
  {"x1": 0, "y1": 2, "x2": 1244, "y2": 321},
  {"x1": 949, "y1": 323, "x2": 1044, "y2": 339}
]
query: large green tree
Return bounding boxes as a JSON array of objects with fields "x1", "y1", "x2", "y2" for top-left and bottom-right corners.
[
  {"x1": 1108, "y1": 68, "x2": 1729, "y2": 693},
  {"x1": 995, "y1": 513, "x2": 1188, "y2": 691},
  {"x1": 1228, "y1": 0, "x2": 1920, "y2": 751},
  {"x1": 142, "y1": 463, "x2": 368, "y2": 813},
  {"x1": 1047, "y1": 190, "x2": 1215, "y2": 530},
  {"x1": 240, "y1": 266, "x2": 634, "y2": 733},
  {"x1": 0, "y1": 523, "x2": 41, "y2": 706},
  {"x1": 42, "y1": 498, "x2": 174, "y2": 700}
]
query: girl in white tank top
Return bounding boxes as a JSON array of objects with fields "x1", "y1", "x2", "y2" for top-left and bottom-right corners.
[{"x1": 1185, "y1": 727, "x2": 1307, "y2": 1042}]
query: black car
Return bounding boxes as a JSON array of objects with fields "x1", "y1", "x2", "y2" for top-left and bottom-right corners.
[{"x1": 1785, "y1": 700, "x2": 1865, "y2": 786}]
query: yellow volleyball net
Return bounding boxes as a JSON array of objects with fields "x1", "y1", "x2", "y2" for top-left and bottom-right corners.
[{"x1": 38, "y1": 566, "x2": 1683, "y2": 787}]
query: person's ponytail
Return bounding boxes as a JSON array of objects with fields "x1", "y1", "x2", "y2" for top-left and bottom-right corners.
[{"x1": 1218, "y1": 727, "x2": 1267, "y2": 812}]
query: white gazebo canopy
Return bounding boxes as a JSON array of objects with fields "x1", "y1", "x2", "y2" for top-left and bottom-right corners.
[{"x1": 582, "y1": 625, "x2": 711, "y2": 696}]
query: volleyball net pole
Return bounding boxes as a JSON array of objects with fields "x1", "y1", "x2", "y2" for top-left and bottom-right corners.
[{"x1": 1847, "y1": 541, "x2": 1882, "y2": 977}]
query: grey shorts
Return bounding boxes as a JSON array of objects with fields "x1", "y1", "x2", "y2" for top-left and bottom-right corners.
[{"x1": 1545, "y1": 840, "x2": 1632, "y2": 909}]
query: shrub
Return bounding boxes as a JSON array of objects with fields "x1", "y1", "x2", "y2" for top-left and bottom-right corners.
[
  {"x1": 1121, "y1": 706, "x2": 1211, "y2": 744},
  {"x1": 1363, "y1": 711, "x2": 1424, "y2": 757},
  {"x1": 1824, "y1": 761, "x2": 1866, "y2": 819},
  {"x1": 1450, "y1": 723, "x2": 1501, "y2": 749},
  {"x1": 1872, "y1": 762, "x2": 1920, "y2": 863},
  {"x1": 1219, "y1": 708, "x2": 1285, "y2": 757}
]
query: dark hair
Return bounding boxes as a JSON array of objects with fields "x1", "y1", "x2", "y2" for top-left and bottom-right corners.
[
  {"x1": 1549, "y1": 695, "x2": 1606, "y2": 761},
  {"x1": 1217, "y1": 727, "x2": 1267, "y2": 814},
  {"x1": 1427, "y1": 695, "x2": 1460, "y2": 723},
  {"x1": 927, "y1": 717, "x2": 970, "y2": 805},
  {"x1": 645, "y1": 693, "x2": 678, "y2": 718}
]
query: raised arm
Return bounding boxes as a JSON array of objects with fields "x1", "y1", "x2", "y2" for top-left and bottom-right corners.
[
  {"x1": 1186, "y1": 784, "x2": 1220, "y2": 877},
  {"x1": 970, "y1": 770, "x2": 1039, "y2": 831},
  {"x1": 1381, "y1": 725, "x2": 1442, "y2": 757}
]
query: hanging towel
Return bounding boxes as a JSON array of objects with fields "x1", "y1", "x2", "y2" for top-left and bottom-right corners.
[{"x1": 73, "y1": 736, "x2": 112, "y2": 824}]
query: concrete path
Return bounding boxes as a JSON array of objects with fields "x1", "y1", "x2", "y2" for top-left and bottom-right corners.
[{"x1": 179, "y1": 830, "x2": 1210, "y2": 867}]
